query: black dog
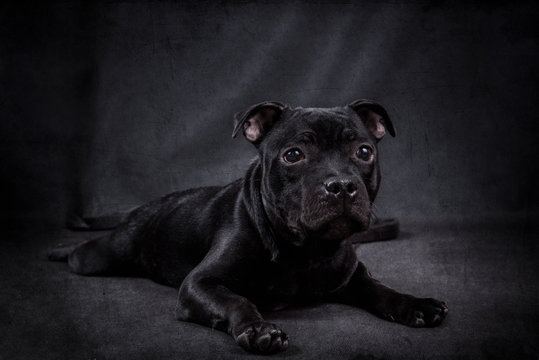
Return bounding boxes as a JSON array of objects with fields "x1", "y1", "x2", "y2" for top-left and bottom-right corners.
[{"x1": 50, "y1": 99, "x2": 448, "y2": 354}]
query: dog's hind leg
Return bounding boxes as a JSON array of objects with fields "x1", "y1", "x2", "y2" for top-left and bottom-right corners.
[
  {"x1": 66, "y1": 236, "x2": 118, "y2": 275},
  {"x1": 49, "y1": 233, "x2": 140, "y2": 276}
]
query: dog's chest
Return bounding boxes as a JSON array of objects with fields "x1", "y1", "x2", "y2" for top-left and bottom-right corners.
[{"x1": 251, "y1": 245, "x2": 358, "y2": 310}]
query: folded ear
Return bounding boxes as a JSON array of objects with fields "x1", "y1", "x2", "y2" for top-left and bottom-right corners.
[
  {"x1": 232, "y1": 101, "x2": 286, "y2": 144},
  {"x1": 349, "y1": 99, "x2": 396, "y2": 140}
]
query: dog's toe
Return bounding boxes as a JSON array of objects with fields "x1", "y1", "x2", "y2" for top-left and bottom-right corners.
[{"x1": 410, "y1": 310, "x2": 425, "y2": 327}]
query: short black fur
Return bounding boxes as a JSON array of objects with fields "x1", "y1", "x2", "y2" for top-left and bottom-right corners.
[{"x1": 49, "y1": 100, "x2": 448, "y2": 354}]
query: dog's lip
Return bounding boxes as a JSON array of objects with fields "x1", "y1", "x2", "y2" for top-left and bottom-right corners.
[
  {"x1": 326, "y1": 214, "x2": 351, "y2": 225},
  {"x1": 278, "y1": 199, "x2": 371, "y2": 237},
  {"x1": 304, "y1": 208, "x2": 370, "y2": 233},
  {"x1": 306, "y1": 213, "x2": 353, "y2": 231}
]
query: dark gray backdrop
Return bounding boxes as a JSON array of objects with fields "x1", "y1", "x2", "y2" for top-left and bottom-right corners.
[
  {"x1": 1, "y1": 1, "x2": 537, "y2": 229},
  {"x1": 1, "y1": 2, "x2": 539, "y2": 359}
]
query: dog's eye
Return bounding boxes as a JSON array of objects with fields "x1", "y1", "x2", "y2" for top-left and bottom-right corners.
[
  {"x1": 283, "y1": 148, "x2": 305, "y2": 163},
  {"x1": 356, "y1": 145, "x2": 373, "y2": 161}
]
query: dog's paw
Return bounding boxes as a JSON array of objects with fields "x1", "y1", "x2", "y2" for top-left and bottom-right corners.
[
  {"x1": 235, "y1": 322, "x2": 288, "y2": 354},
  {"x1": 393, "y1": 297, "x2": 448, "y2": 327}
]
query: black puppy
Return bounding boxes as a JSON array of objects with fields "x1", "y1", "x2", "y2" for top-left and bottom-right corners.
[{"x1": 50, "y1": 99, "x2": 448, "y2": 354}]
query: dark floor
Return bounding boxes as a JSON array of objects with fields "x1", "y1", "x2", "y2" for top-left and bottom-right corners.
[{"x1": 1, "y1": 218, "x2": 538, "y2": 360}]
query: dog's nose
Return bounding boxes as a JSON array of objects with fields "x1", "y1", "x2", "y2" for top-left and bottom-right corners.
[{"x1": 324, "y1": 178, "x2": 358, "y2": 198}]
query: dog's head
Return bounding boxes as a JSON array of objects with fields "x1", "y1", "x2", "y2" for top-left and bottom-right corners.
[{"x1": 233, "y1": 100, "x2": 395, "y2": 250}]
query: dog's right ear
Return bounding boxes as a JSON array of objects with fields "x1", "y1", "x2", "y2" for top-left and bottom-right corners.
[
  {"x1": 349, "y1": 99, "x2": 396, "y2": 140},
  {"x1": 232, "y1": 101, "x2": 286, "y2": 145}
]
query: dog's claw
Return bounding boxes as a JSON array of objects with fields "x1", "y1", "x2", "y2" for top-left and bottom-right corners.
[
  {"x1": 235, "y1": 322, "x2": 288, "y2": 354},
  {"x1": 407, "y1": 298, "x2": 448, "y2": 327},
  {"x1": 386, "y1": 297, "x2": 448, "y2": 328}
]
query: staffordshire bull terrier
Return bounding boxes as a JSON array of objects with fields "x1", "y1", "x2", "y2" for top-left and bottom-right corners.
[{"x1": 50, "y1": 99, "x2": 448, "y2": 354}]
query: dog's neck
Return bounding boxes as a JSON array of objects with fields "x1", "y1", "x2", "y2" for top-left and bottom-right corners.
[
  {"x1": 242, "y1": 160, "x2": 353, "y2": 264},
  {"x1": 241, "y1": 160, "x2": 280, "y2": 261}
]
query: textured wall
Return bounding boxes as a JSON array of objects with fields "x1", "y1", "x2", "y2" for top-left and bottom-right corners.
[{"x1": 1, "y1": 1, "x2": 537, "y2": 229}]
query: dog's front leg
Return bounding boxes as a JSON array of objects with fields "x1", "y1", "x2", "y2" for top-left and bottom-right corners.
[
  {"x1": 335, "y1": 262, "x2": 448, "y2": 327},
  {"x1": 176, "y1": 273, "x2": 288, "y2": 354}
]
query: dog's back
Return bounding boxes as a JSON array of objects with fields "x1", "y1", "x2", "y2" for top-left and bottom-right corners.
[{"x1": 49, "y1": 182, "x2": 241, "y2": 287}]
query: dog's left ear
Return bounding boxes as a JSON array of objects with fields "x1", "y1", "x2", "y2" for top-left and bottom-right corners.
[
  {"x1": 232, "y1": 101, "x2": 286, "y2": 144},
  {"x1": 349, "y1": 99, "x2": 396, "y2": 140}
]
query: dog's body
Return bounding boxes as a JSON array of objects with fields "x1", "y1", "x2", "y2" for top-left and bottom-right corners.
[{"x1": 50, "y1": 100, "x2": 448, "y2": 354}]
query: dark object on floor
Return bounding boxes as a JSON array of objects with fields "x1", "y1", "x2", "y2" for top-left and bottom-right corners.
[{"x1": 49, "y1": 100, "x2": 446, "y2": 354}]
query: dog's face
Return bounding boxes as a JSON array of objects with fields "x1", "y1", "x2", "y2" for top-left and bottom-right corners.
[{"x1": 233, "y1": 100, "x2": 395, "y2": 247}]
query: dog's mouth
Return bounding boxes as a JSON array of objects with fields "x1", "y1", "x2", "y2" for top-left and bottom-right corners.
[
  {"x1": 307, "y1": 212, "x2": 369, "y2": 239},
  {"x1": 312, "y1": 216, "x2": 356, "y2": 239},
  {"x1": 273, "y1": 193, "x2": 372, "y2": 246},
  {"x1": 294, "y1": 199, "x2": 371, "y2": 243}
]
